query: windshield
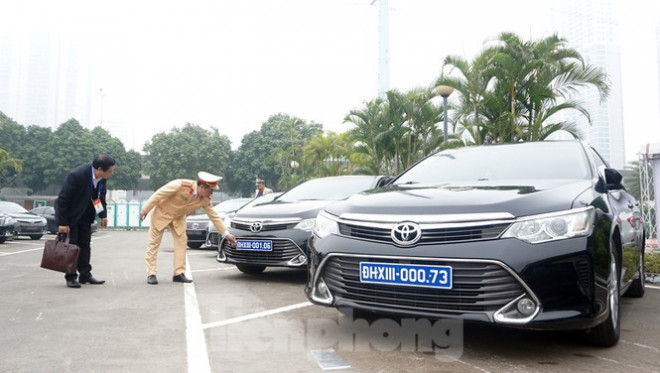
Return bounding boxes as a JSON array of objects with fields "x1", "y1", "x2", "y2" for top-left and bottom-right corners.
[
  {"x1": 394, "y1": 142, "x2": 592, "y2": 186},
  {"x1": 0, "y1": 201, "x2": 29, "y2": 213},
  {"x1": 279, "y1": 177, "x2": 377, "y2": 202}
]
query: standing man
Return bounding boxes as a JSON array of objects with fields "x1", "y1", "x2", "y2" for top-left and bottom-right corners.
[
  {"x1": 254, "y1": 179, "x2": 273, "y2": 198},
  {"x1": 55, "y1": 154, "x2": 115, "y2": 288},
  {"x1": 140, "y1": 172, "x2": 237, "y2": 285}
]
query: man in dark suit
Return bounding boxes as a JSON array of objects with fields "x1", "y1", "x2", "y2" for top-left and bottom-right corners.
[{"x1": 55, "y1": 155, "x2": 115, "y2": 288}]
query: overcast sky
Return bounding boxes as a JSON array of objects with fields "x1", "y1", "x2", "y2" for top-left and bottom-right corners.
[{"x1": 2, "y1": 0, "x2": 660, "y2": 165}]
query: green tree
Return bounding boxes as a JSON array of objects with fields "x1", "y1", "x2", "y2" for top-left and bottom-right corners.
[
  {"x1": 90, "y1": 127, "x2": 142, "y2": 190},
  {"x1": 344, "y1": 98, "x2": 390, "y2": 174},
  {"x1": 43, "y1": 119, "x2": 97, "y2": 187},
  {"x1": 228, "y1": 114, "x2": 323, "y2": 195},
  {"x1": 0, "y1": 148, "x2": 23, "y2": 187},
  {"x1": 436, "y1": 32, "x2": 610, "y2": 145},
  {"x1": 143, "y1": 123, "x2": 232, "y2": 189}
]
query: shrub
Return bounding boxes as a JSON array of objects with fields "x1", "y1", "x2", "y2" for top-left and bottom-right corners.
[{"x1": 646, "y1": 251, "x2": 660, "y2": 274}]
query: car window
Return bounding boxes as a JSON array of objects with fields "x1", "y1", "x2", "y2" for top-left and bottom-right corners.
[{"x1": 394, "y1": 142, "x2": 592, "y2": 185}]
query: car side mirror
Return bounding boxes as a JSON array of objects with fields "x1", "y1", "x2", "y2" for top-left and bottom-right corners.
[{"x1": 597, "y1": 167, "x2": 624, "y2": 192}]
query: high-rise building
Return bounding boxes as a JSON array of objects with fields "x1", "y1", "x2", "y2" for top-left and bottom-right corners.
[
  {"x1": 553, "y1": 0, "x2": 625, "y2": 168},
  {"x1": 0, "y1": 32, "x2": 91, "y2": 128}
]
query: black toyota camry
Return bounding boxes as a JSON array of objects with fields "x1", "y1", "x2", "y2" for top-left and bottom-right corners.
[
  {"x1": 305, "y1": 141, "x2": 645, "y2": 347},
  {"x1": 214, "y1": 175, "x2": 389, "y2": 274}
]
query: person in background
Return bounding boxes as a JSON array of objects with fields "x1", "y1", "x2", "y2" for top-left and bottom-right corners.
[
  {"x1": 55, "y1": 154, "x2": 115, "y2": 288},
  {"x1": 254, "y1": 179, "x2": 273, "y2": 198},
  {"x1": 140, "y1": 171, "x2": 237, "y2": 285}
]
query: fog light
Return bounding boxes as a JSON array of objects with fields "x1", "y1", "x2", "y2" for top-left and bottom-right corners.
[
  {"x1": 287, "y1": 254, "x2": 307, "y2": 266},
  {"x1": 216, "y1": 249, "x2": 226, "y2": 263},
  {"x1": 312, "y1": 278, "x2": 333, "y2": 304},
  {"x1": 516, "y1": 297, "x2": 536, "y2": 316}
]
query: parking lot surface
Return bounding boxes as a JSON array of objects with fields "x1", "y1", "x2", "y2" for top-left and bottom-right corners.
[{"x1": 2, "y1": 230, "x2": 660, "y2": 373}]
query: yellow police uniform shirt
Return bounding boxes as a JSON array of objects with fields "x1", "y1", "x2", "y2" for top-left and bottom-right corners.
[{"x1": 141, "y1": 179, "x2": 228, "y2": 235}]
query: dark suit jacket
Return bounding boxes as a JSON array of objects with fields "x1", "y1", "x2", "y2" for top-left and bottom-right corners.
[{"x1": 55, "y1": 163, "x2": 108, "y2": 227}]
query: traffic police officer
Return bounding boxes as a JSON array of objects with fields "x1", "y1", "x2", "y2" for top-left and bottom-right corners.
[{"x1": 140, "y1": 171, "x2": 237, "y2": 285}]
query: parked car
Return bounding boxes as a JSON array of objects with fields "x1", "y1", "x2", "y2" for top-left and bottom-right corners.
[
  {"x1": 305, "y1": 141, "x2": 645, "y2": 347},
  {"x1": 30, "y1": 206, "x2": 99, "y2": 234},
  {"x1": 0, "y1": 212, "x2": 16, "y2": 243},
  {"x1": 185, "y1": 197, "x2": 252, "y2": 249},
  {"x1": 213, "y1": 175, "x2": 391, "y2": 274},
  {"x1": 205, "y1": 192, "x2": 283, "y2": 249},
  {"x1": 0, "y1": 201, "x2": 47, "y2": 240}
]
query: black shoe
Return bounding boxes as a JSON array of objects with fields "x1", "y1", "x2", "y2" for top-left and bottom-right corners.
[
  {"x1": 79, "y1": 275, "x2": 105, "y2": 285},
  {"x1": 66, "y1": 279, "x2": 81, "y2": 288},
  {"x1": 172, "y1": 273, "x2": 193, "y2": 283},
  {"x1": 147, "y1": 275, "x2": 158, "y2": 285}
]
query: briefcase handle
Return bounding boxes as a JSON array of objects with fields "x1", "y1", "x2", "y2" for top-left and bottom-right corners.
[{"x1": 57, "y1": 232, "x2": 70, "y2": 243}]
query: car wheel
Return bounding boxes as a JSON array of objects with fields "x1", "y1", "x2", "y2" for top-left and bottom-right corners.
[
  {"x1": 236, "y1": 264, "x2": 266, "y2": 275},
  {"x1": 624, "y1": 247, "x2": 645, "y2": 298},
  {"x1": 0, "y1": 237, "x2": 6, "y2": 244},
  {"x1": 583, "y1": 250, "x2": 620, "y2": 347},
  {"x1": 188, "y1": 242, "x2": 203, "y2": 249},
  {"x1": 30, "y1": 235, "x2": 43, "y2": 240}
]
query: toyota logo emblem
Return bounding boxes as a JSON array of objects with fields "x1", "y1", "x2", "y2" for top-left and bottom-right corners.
[
  {"x1": 391, "y1": 222, "x2": 421, "y2": 246},
  {"x1": 192, "y1": 223, "x2": 199, "y2": 229},
  {"x1": 250, "y1": 222, "x2": 263, "y2": 233}
]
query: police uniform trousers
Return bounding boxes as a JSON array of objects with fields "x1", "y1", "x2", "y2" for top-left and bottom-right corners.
[{"x1": 145, "y1": 222, "x2": 188, "y2": 276}]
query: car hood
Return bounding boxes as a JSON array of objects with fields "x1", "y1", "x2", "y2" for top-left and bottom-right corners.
[
  {"x1": 233, "y1": 200, "x2": 333, "y2": 220},
  {"x1": 325, "y1": 179, "x2": 594, "y2": 218},
  {"x1": 6, "y1": 212, "x2": 44, "y2": 221},
  {"x1": 187, "y1": 212, "x2": 227, "y2": 222}
]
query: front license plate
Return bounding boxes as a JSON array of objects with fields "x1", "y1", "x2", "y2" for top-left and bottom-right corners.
[
  {"x1": 359, "y1": 262, "x2": 452, "y2": 289},
  {"x1": 236, "y1": 239, "x2": 273, "y2": 251}
]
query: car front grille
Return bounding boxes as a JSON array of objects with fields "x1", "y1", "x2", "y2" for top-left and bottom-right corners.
[
  {"x1": 321, "y1": 256, "x2": 525, "y2": 314},
  {"x1": 338, "y1": 221, "x2": 511, "y2": 245},
  {"x1": 231, "y1": 221, "x2": 298, "y2": 232},
  {"x1": 220, "y1": 238, "x2": 303, "y2": 264}
]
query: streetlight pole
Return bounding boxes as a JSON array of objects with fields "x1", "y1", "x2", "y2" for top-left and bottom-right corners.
[{"x1": 435, "y1": 85, "x2": 454, "y2": 143}]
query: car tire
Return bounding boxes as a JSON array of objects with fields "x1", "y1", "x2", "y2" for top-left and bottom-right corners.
[
  {"x1": 29, "y1": 235, "x2": 43, "y2": 240},
  {"x1": 624, "y1": 247, "x2": 645, "y2": 298},
  {"x1": 0, "y1": 237, "x2": 6, "y2": 244},
  {"x1": 583, "y1": 250, "x2": 620, "y2": 347},
  {"x1": 236, "y1": 264, "x2": 266, "y2": 275},
  {"x1": 188, "y1": 242, "x2": 203, "y2": 249}
]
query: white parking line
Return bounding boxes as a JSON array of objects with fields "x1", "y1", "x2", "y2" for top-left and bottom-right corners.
[
  {"x1": 0, "y1": 247, "x2": 43, "y2": 256},
  {"x1": 184, "y1": 256, "x2": 212, "y2": 373},
  {"x1": 202, "y1": 301, "x2": 313, "y2": 330}
]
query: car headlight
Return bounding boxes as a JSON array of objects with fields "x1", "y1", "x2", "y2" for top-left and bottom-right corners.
[
  {"x1": 294, "y1": 218, "x2": 316, "y2": 231},
  {"x1": 41, "y1": 217, "x2": 47, "y2": 224},
  {"x1": 313, "y1": 211, "x2": 339, "y2": 239},
  {"x1": 1, "y1": 217, "x2": 17, "y2": 225},
  {"x1": 223, "y1": 216, "x2": 232, "y2": 227},
  {"x1": 501, "y1": 207, "x2": 594, "y2": 244}
]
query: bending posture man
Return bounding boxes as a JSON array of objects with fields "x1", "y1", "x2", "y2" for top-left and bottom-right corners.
[
  {"x1": 55, "y1": 154, "x2": 115, "y2": 288},
  {"x1": 140, "y1": 172, "x2": 237, "y2": 285}
]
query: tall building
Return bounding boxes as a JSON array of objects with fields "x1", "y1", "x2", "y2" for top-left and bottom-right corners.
[
  {"x1": 0, "y1": 32, "x2": 92, "y2": 128},
  {"x1": 553, "y1": 0, "x2": 625, "y2": 168}
]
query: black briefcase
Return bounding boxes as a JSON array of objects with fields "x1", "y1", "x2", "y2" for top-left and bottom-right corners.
[{"x1": 40, "y1": 233, "x2": 80, "y2": 274}]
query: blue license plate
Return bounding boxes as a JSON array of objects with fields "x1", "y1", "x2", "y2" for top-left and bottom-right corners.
[
  {"x1": 359, "y1": 262, "x2": 452, "y2": 289},
  {"x1": 236, "y1": 239, "x2": 273, "y2": 251}
]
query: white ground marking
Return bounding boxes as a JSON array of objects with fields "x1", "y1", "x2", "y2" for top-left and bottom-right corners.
[
  {"x1": 184, "y1": 256, "x2": 212, "y2": 373},
  {"x1": 202, "y1": 301, "x2": 313, "y2": 330}
]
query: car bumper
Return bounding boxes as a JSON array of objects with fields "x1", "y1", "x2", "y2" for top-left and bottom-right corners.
[
  {"x1": 186, "y1": 229, "x2": 208, "y2": 244},
  {"x1": 305, "y1": 234, "x2": 610, "y2": 331},
  {"x1": 215, "y1": 228, "x2": 310, "y2": 268},
  {"x1": 13, "y1": 224, "x2": 47, "y2": 236}
]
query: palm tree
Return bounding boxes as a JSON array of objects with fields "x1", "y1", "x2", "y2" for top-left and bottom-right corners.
[
  {"x1": 487, "y1": 32, "x2": 610, "y2": 142},
  {"x1": 0, "y1": 148, "x2": 23, "y2": 187}
]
